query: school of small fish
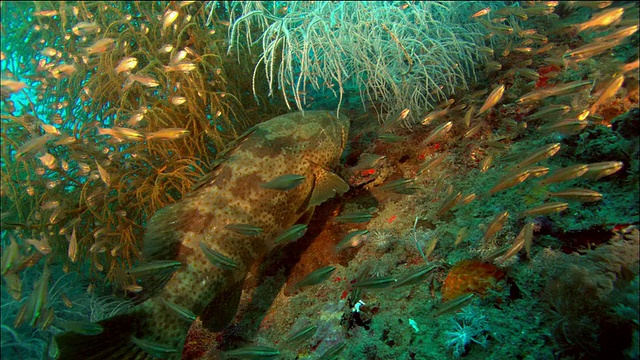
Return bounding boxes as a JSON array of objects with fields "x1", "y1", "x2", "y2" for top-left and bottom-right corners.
[{"x1": 0, "y1": 1, "x2": 638, "y2": 360}]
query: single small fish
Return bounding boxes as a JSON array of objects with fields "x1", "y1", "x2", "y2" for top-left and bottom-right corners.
[
  {"x1": 564, "y1": 40, "x2": 622, "y2": 63},
  {"x1": 170, "y1": 50, "x2": 188, "y2": 65},
  {"x1": 97, "y1": 127, "x2": 145, "y2": 142},
  {"x1": 378, "y1": 178, "x2": 417, "y2": 195},
  {"x1": 573, "y1": 7, "x2": 624, "y2": 33},
  {"x1": 539, "y1": 164, "x2": 589, "y2": 186},
  {"x1": 335, "y1": 230, "x2": 368, "y2": 252},
  {"x1": 160, "y1": 297, "x2": 196, "y2": 322},
  {"x1": 417, "y1": 153, "x2": 448, "y2": 176},
  {"x1": 33, "y1": 9, "x2": 58, "y2": 17},
  {"x1": 273, "y1": 224, "x2": 308, "y2": 245},
  {"x1": 548, "y1": 188, "x2": 603, "y2": 202},
  {"x1": 463, "y1": 105, "x2": 476, "y2": 128},
  {"x1": 593, "y1": 25, "x2": 638, "y2": 44},
  {"x1": 72, "y1": 22, "x2": 100, "y2": 36},
  {"x1": 38, "y1": 152, "x2": 57, "y2": 169},
  {"x1": 163, "y1": 63, "x2": 197, "y2": 73},
  {"x1": 83, "y1": 38, "x2": 115, "y2": 55},
  {"x1": 377, "y1": 133, "x2": 407, "y2": 143},
  {"x1": 471, "y1": 7, "x2": 491, "y2": 18},
  {"x1": 224, "y1": 345, "x2": 280, "y2": 359},
  {"x1": 61, "y1": 293, "x2": 74, "y2": 309},
  {"x1": 384, "y1": 108, "x2": 410, "y2": 129},
  {"x1": 477, "y1": 84, "x2": 505, "y2": 115},
  {"x1": 421, "y1": 121, "x2": 453, "y2": 145},
  {"x1": 480, "y1": 154, "x2": 494, "y2": 173},
  {"x1": 40, "y1": 307, "x2": 55, "y2": 330},
  {"x1": 590, "y1": 74, "x2": 624, "y2": 114},
  {"x1": 485, "y1": 61, "x2": 502, "y2": 71},
  {"x1": 27, "y1": 238, "x2": 52, "y2": 255},
  {"x1": 539, "y1": 119, "x2": 590, "y2": 136},
  {"x1": 433, "y1": 293, "x2": 475, "y2": 317},
  {"x1": 29, "y1": 263, "x2": 51, "y2": 326},
  {"x1": 1, "y1": 236, "x2": 20, "y2": 275},
  {"x1": 520, "y1": 202, "x2": 569, "y2": 218},
  {"x1": 583, "y1": 161, "x2": 623, "y2": 180},
  {"x1": 483, "y1": 211, "x2": 509, "y2": 244},
  {"x1": 162, "y1": 10, "x2": 180, "y2": 30},
  {"x1": 335, "y1": 211, "x2": 374, "y2": 224},
  {"x1": 224, "y1": 223, "x2": 264, "y2": 236},
  {"x1": 115, "y1": 56, "x2": 138, "y2": 75},
  {"x1": 130, "y1": 74, "x2": 160, "y2": 87},
  {"x1": 526, "y1": 105, "x2": 571, "y2": 120},
  {"x1": 95, "y1": 160, "x2": 111, "y2": 187},
  {"x1": 460, "y1": 193, "x2": 476, "y2": 205},
  {"x1": 15, "y1": 134, "x2": 53, "y2": 161},
  {"x1": 41, "y1": 47, "x2": 57, "y2": 57},
  {"x1": 316, "y1": 342, "x2": 346, "y2": 360},
  {"x1": 522, "y1": 222, "x2": 535, "y2": 259},
  {"x1": 170, "y1": 96, "x2": 187, "y2": 105},
  {"x1": 145, "y1": 128, "x2": 190, "y2": 141},
  {"x1": 159, "y1": 44, "x2": 174, "y2": 53},
  {"x1": 421, "y1": 108, "x2": 449, "y2": 126},
  {"x1": 127, "y1": 260, "x2": 184, "y2": 276},
  {"x1": 513, "y1": 143, "x2": 561, "y2": 170},
  {"x1": 489, "y1": 169, "x2": 530, "y2": 194},
  {"x1": 260, "y1": 174, "x2": 306, "y2": 190},
  {"x1": 436, "y1": 191, "x2": 462, "y2": 218},
  {"x1": 285, "y1": 324, "x2": 317, "y2": 345},
  {"x1": 124, "y1": 284, "x2": 144, "y2": 293},
  {"x1": 393, "y1": 265, "x2": 438, "y2": 288},
  {"x1": 200, "y1": 241, "x2": 238, "y2": 270},
  {"x1": 423, "y1": 236, "x2": 438, "y2": 258},
  {"x1": 294, "y1": 265, "x2": 336, "y2": 289},
  {"x1": 526, "y1": 166, "x2": 550, "y2": 178},
  {"x1": 454, "y1": 226, "x2": 469, "y2": 247}
]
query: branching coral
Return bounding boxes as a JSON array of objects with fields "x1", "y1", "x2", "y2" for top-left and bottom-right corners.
[{"x1": 220, "y1": 1, "x2": 499, "y2": 124}]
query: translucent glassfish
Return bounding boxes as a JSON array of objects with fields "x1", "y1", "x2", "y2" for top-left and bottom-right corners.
[
  {"x1": 114, "y1": 57, "x2": 138, "y2": 75},
  {"x1": 422, "y1": 121, "x2": 452, "y2": 145},
  {"x1": 547, "y1": 188, "x2": 603, "y2": 202},
  {"x1": 519, "y1": 202, "x2": 568, "y2": 218},
  {"x1": 539, "y1": 164, "x2": 588, "y2": 186},
  {"x1": 488, "y1": 169, "x2": 530, "y2": 194},
  {"x1": 483, "y1": 211, "x2": 509, "y2": 243},
  {"x1": 145, "y1": 128, "x2": 190, "y2": 141},
  {"x1": 583, "y1": 161, "x2": 623, "y2": 180},
  {"x1": 478, "y1": 85, "x2": 506, "y2": 115},
  {"x1": 513, "y1": 143, "x2": 561, "y2": 170},
  {"x1": 590, "y1": 73, "x2": 624, "y2": 114}
]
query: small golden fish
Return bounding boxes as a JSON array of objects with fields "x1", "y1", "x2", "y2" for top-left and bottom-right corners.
[
  {"x1": 417, "y1": 153, "x2": 448, "y2": 176},
  {"x1": 483, "y1": 211, "x2": 509, "y2": 243},
  {"x1": 159, "y1": 44, "x2": 174, "y2": 53},
  {"x1": 477, "y1": 84, "x2": 505, "y2": 115},
  {"x1": 583, "y1": 161, "x2": 624, "y2": 180},
  {"x1": 162, "y1": 10, "x2": 179, "y2": 30},
  {"x1": 564, "y1": 41, "x2": 622, "y2": 63},
  {"x1": 485, "y1": 61, "x2": 502, "y2": 71},
  {"x1": 539, "y1": 119, "x2": 590, "y2": 136},
  {"x1": 539, "y1": 164, "x2": 588, "y2": 186},
  {"x1": 471, "y1": 7, "x2": 491, "y2": 18},
  {"x1": 163, "y1": 63, "x2": 196, "y2": 73},
  {"x1": 454, "y1": 226, "x2": 469, "y2": 247},
  {"x1": 480, "y1": 154, "x2": 494, "y2": 172},
  {"x1": 421, "y1": 108, "x2": 449, "y2": 125},
  {"x1": 72, "y1": 22, "x2": 100, "y2": 36},
  {"x1": 33, "y1": 9, "x2": 58, "y2": 17},
  {"x1": 145, "y1": 128, "x2": 190, "y2": 141},
  {"x1": 513, "y1": 143, "x2": 561, "y2": 170},
  {"x1": 573, "y1": 7, "x2": 624, "y2": 33},
  {"x1": 525, "y1": 166, "x2": 550, "y2": 178},
  {"x1": 97, "y1": 127, "x2": 145, "y2": 142},
  {"x1": 436, "y1": 191, "x2": 462, "y2": 218},
  {"x1": 590, "y1": 73, "x2": 624, "y2": 114},
  {"x1": 422, "y1": 121, "x2": 453, "y2": 145},
  {"x1": 526, "y1": 105, "x2": 571, "y2": 120},
  {"x1": 489, "y1": 169, "x2": 530, "y2": 194},
  {"x1": 114, "y1": 56, "x2": 138, "y2": 75},
  {"x1": 130, "y1": 74, "x2": 160, "y2": 87},
  {"x1": 1, "y1": 79, "x2": 28, "y2": 94},
  {"x1": 170, "y1": 96, "x2": 187, "y2": 105},
  {"x1": 593, "y1": 25, "x2": 638, "y2": 44},
  {"x1": 547, "y1": 188, "x2": 603, "y2": 202},
  {"x1": 519, "y1": 202, "x2": 568, "y2": 218},
  {"x1": 41, "y1": 47, "x2": 57, "y2": 57},
  {"x1": 38, "y1": 152, "x2": 57, "y2": 169},
  {"x1": 68, "y1": 227, "x2": 78, "y2": 263},
  {"x1": 83, "y1": 38, "x2": 115, "y2": 55},
  {"x1": 27, "y1": 238, "x2": 52, "y2": 255},
  {"x1": 95, "y1": 160, "x2": 111, "y2": 187}
]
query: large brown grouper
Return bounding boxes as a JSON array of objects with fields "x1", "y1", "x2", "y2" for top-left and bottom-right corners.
[{"x1": 57, "y1": 110, "x2": 350, "y2": 359}]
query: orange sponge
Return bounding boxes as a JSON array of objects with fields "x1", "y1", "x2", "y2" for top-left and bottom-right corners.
[{"x1": 441, "y1": 259, "x2": 505, "y2": 301}]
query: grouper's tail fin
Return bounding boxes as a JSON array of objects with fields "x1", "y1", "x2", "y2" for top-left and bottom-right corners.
[
  {"x1": 56, "y1": 309, "x2": 180, "y2": 360},
  {"x1": 56, "y1": 313, "x2": 144, "y2": 360}
]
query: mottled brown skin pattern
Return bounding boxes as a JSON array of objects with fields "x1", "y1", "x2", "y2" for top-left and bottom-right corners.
[{"x1": 138, "y1": 111, "x2": 349, "y2": 356}]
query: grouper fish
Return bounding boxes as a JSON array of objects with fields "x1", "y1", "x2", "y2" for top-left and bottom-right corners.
[{"x1": 56, "y1": 110, "x2": 350, "y2": 359}]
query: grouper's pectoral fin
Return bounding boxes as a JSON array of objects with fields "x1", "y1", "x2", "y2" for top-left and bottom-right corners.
[
  {"x1": 308, "y1": 166, "x2": 350, "y2": 207},
  {"x1": 198, "y1": 278, "x2": 245, "y2": 332}
]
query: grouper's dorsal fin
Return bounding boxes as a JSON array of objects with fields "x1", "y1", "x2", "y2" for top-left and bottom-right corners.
[
  {"x1": 199, "y1": 278, "x2": 245, "y2": 332},
  {"x1": 308, "y1": 164, "x2": 349, "y2": 207}
]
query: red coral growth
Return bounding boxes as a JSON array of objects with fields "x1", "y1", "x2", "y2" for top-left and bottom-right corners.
[
  {"x1": 535, "y1": 64, "x2": 561, "y2": 89},
  {"x1": 441, "y1": 259, "x2": 505, "y2": 301}
]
